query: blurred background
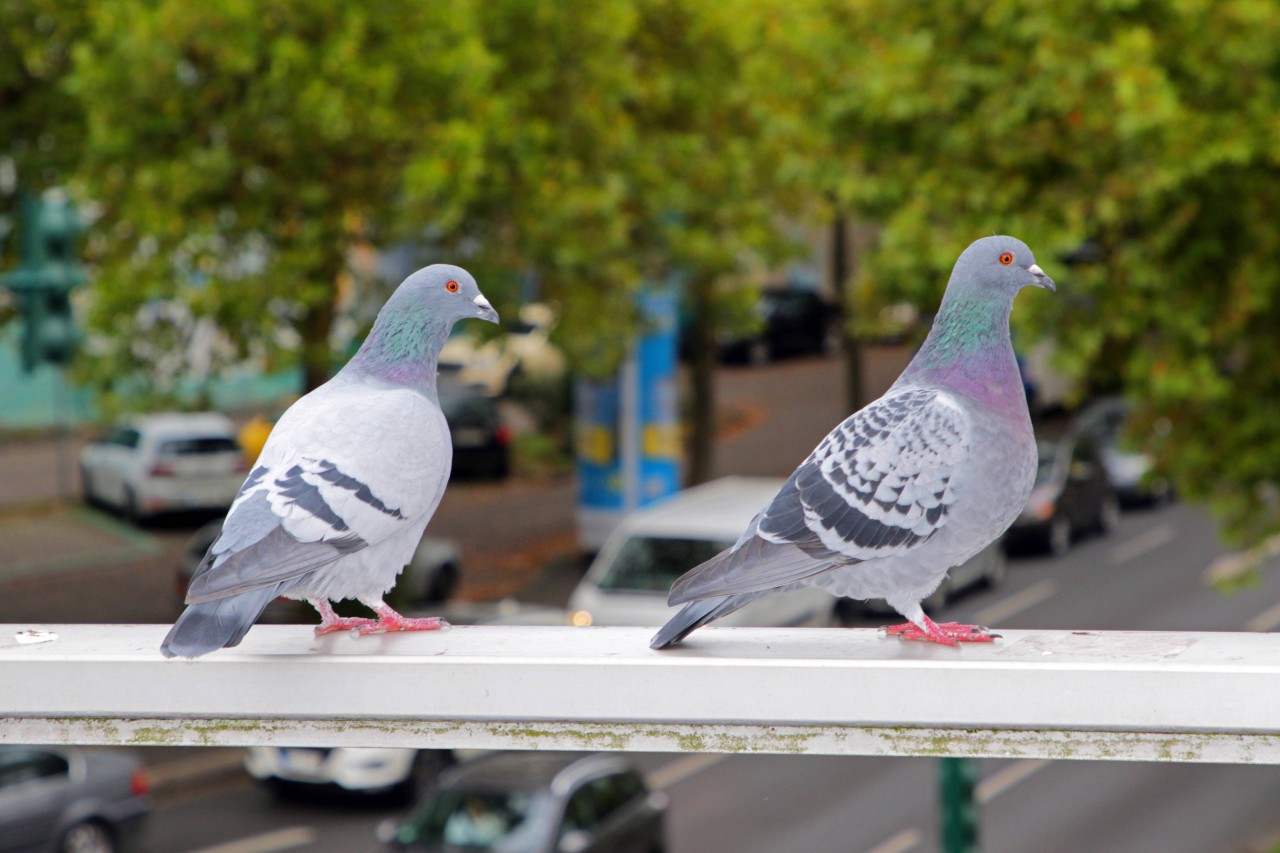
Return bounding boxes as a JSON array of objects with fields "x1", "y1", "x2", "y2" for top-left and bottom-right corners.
[{"x1": 3, "y1": 1, "x2": 1280, "y2": 852}]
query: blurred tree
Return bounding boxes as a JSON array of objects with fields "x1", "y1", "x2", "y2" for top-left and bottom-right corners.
[
  {"x1": 0, "y1": 2, "x2": 85, "y2": 189},
  {"x1": 69, "y1": 0, "x2": 493, "y2": 398},
  {"x1": 409, "y1": 0, "x2": 798, "y2": 484},
  {"x1": 773, "y1": 0, "x2": 1280, "y2": 544},
  {"x1": 0, "y1": 1, "x2": 86, "y2": 272}
]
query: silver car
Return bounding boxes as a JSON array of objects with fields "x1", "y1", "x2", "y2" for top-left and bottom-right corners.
[
  {"x1": 0, "y1": 745, "x2": 150, "y2": 853},
  {"x1": 567, "y1": 477, "x2": 839, "y2": 631},
  {"x1": 80, "y1": 413, "x2": 249, "y2": 522}
]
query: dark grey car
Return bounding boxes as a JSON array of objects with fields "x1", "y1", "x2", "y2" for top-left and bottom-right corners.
[
  {"x1": 1007, "y1": 435, "x2": 1120, "y2": 556},
  {"x1": 0, "y1": 746, "x2": 150, "y2": 853},
  {"x1": 379, "y1": 752, "x2": 667, "y2": 853}
]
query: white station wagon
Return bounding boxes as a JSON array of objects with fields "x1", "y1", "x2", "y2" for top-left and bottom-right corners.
[
  {"x1": 80, "y1": 413, "x2": 250, "y2": 522},
  {"x1": 567, "y1": 476, "x2": 840, "y2": 631}
]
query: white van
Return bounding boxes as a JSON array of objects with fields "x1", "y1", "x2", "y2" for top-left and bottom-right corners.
[{"x1": 567, "y1": 476, "x2": 839, "y2": 630}]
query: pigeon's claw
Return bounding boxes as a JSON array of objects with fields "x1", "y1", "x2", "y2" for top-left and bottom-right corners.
[
  {"x1": 882, "y1": 615, "x2": 1000, "y2": 646},
  {"x1": 359, "y1": 610, "x2": 449, "y2": 635},
  {"x1": 315, "y1": 616, "x2": 380, "y2": 636},
  {"x1": 310, "y1": 598, "x2": 450, "y2": 636}
]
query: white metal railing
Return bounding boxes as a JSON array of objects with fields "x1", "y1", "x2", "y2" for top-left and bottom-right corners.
[{"x1": 2, "y1": 624, "x2": 1278, "y2": 764}]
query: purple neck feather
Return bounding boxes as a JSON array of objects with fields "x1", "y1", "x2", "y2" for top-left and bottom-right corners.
[
  {"x1": 899, "y1": 289, "x2": 1025, "y2": 413},
  {"x1": 345, "y1": 306, "x2": 451, "y2": 398}
]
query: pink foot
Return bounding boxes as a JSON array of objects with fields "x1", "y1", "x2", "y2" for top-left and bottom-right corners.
[
  {"x1": 315, "y1": 616, "x2": 381, "y2": 636},
  {"x1": 357, "y1": 606, "x2": 448, "y2": 635},
  {"x1": 883, "y1": 615, "x2": 1000, "y2": 646},
  {"x1": 310, "y1": 599, "x2": 449, "y2": 637}
]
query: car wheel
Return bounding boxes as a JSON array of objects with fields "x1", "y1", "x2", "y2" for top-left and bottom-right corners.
[
  {"x1": 122, "y1": 486, "x2": 142, "y2": 525},
  {"x1": 1098, "y1": 494, "x2": 1121, "y2": 534},
  {"x1": 1047, "y1": 515, "x2": 1072, "y2": 557},
  {"x1": 747, "y1": 339, "x2": 771, "y2": 366},
  {"x1": 79, "y1": 466, "x2": 99, "y2": 508},
  {"x1": 982, "y1": 547, "x2": 1009, "y2": 590},
  {"x1": 392, "y1": 749, "x2": 456, "y2": 804},
  {"x1": 490, "y1": 450, "x2": 511, "y2": 480},
  {"x1": 60, "y1": 820, "x2": 115, "y2": 853},
  {"x1": 424, "y1": 563, "x2": 459, "y2": 604},
  {"x1": 922, "y1": 576, "x2": 951, "y2": 612}
]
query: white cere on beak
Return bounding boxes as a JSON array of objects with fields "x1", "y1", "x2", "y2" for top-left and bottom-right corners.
[
  {"x1": 1028, "y1": 264, "x2": 1045, "y2": 277},
  {"x1": 472, "y1": 294, "x2": 493, "y2": 310}
]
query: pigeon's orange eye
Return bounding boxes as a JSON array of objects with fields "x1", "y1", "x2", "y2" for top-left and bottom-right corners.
[
  {"x1": 999, "y1": 252, "x2": 1014, "y2": 266},
  {"x1": 445, "y1": 280, "x2": 459, "y2": 292}
]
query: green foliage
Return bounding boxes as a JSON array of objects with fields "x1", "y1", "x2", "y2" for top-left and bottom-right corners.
[
  {"x1": 9, "y1": 0, "x2": 1280, "y2": 543},
  {"x1": 67, "y1": 0, "x2": 492, "y2": 399},
  {"x1": 766, "y1": 0, "x2": 1280, "y2": 544}
]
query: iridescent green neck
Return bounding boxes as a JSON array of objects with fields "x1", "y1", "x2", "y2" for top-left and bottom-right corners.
[
  {"x1": 901, "y1": 288, "x2": 1022, "y2": 408},
  {"x1": 347, "y1": 306, "x2": 450, "y2": 397}
]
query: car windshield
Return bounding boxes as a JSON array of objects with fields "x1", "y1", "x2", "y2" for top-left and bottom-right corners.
[
  {"x1": 597, "y1": 535, "x2": 732, "y2": 592},
  {"x1": 159, "y1": 437, "x2": 239, "y2": 455},
  {"x1": 398, "y1": 789, "x2": 547, "y2": 851}
]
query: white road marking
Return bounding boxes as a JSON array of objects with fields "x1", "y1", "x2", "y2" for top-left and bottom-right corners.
[
  {"x1": 863, "y1": 827, "x2": 923, "y2": 853},
  {"x1": 1107, "y1": 523, "x2": 1176, "y2": 565},
  {"x1": 865, "y1": 758, "x2": 1052, "y2": 851},
  {"x1": 972, "y1": 580, "x2": 1058, "y2": 626},
  {"x1": 1244, "y1": 599, "x2": 1280, "y2": 633},
  {"x1": 975, "y1": 758, "x2": 1050, "y2": 803},
  {"x1": 1204, "y1": 533, "x2": 1280, "y2": 585},
  {"x1": 645, "y1": 753, "x2": 728, "y2": 789},
  {"x1": 186, "y1": 827, "x2": 318, "y2": 853}
]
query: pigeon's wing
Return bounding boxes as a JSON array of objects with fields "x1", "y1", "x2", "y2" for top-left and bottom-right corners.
[
  {"x1": 185, "y1": 384, "x2": 449, "y2": 603},
  {"x1": 669, "y1": 387, "x2": 971, "y2": 603}
]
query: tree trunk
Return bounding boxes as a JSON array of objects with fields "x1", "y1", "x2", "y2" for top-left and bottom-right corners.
[
  {"x1": 832, "y1": 210, "x2": 864, "y2": 411},
  {"x1": 685, "y1": 277, "x2": 717, "y2": 486},
  {"x1": 299, "y1": 263, "x2": 340, "y2": 393}
]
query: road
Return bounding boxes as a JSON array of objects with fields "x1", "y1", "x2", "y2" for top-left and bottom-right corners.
[
  {"x1": 5, "y1": 352, "x2": 1280, "y2": 851},
  {"x1": 133, "y1": 501, "x2": 1280, "y2": 853}
]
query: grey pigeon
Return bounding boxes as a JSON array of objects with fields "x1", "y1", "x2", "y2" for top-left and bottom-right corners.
[
  {"x1": 162, "y1": 265, "x2": 498, "y2": 658},
  {"x1": 652, "y1": 236, "x2": 1054, "y2": 649}
]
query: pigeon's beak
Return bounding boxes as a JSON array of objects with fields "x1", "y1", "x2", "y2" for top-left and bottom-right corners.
[
  {"x1": 472, "y1": 293, "x2": 500, "y2": 324},
  {"x1": 1028, "y1": 264, "x2": 1055, "y2": 292}
]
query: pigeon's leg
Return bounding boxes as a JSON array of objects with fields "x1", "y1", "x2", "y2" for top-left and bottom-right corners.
[
  {"x1": 353, "y1": 598, "x2": 450, "y2": 635},
  {"x1": 882, "y1": 613, "x2": 1000, "y2": 646},
  {"x1": 311, "y1": 599, "x2": 380, "y2": 636}
]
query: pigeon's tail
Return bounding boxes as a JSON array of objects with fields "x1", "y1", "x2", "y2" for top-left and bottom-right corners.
[
  {"x1": 161, "y1": 585, "x2": 282, "y2": 659},
  {"x1": 650, "y1": 593, "x2": 763, "y2": 650}
]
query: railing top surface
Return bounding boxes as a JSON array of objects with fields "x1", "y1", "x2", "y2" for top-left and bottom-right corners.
[{"x1": 3, "y1": 624, "x2": 1278, "y2": 762}]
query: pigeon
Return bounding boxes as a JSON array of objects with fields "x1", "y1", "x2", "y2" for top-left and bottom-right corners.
[
  {"x1": 652, "y1": 235, "x2": 1054, "y2": 649},
  {"x1": 161, "y1": 264, "x2": 498, "y2": 658}
]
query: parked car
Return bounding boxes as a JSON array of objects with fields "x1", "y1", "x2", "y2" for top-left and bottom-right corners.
[
  {"x1": 439, "y1": 303, "x2": 565, "y2": 397},
  {"x1": 0, "y1": 745, "x2": 150, "y2": 853},
  {"x1": 245, "y1": 747, "x2": 454, "y2": 803},
  {"x1": 439, "y1": 381, "x2": 511, "y2": 480},
  {"x1": 1074, "y1": 396, "x2": 1173, "y2": 506},
  {"x1": 843, "y1": 538, "x2": 1008, "y2": 619},
  {"x1": 176, "y1": 519, "x2": 461, "y2": 617},
  {"x1": 718, "y1": 288, "x2": 840, "y2": 365},
  {"x1": 377, "y1": 752, "x2": 667, "y2": 853},
  {"x1": 567, "y1": 477, "x2": 838, "y2": 630},
  {"x1": 1007, "y1": 435, "x2": 1120, "y2": 556},
  {"x1": 79, "y1": 413, "x2": 250, "y2": 523}
]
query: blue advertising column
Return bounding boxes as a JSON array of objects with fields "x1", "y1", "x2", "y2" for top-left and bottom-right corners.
[{"x1": 575, "y1": 282, "x2": 682, "y2": 552}]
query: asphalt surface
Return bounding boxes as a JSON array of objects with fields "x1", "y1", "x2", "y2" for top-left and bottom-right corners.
[
  {"x1": 0, "y1": 350, "x2": 910, "y2": 794},
  {"x1": 6, "y1": 350, "x2": 1280, "y2": 852},
  {"x1": 136, "y1": 502, "x2": 1280, "y2": 853}
]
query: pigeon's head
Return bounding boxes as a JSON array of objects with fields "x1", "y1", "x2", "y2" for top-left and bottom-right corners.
[
  {"x1": 952, "y1": 235, "x2": 1055, "y2": 297},
  {"x1": 397, "y1": 264, "x2": 500, "y2": 326}
]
